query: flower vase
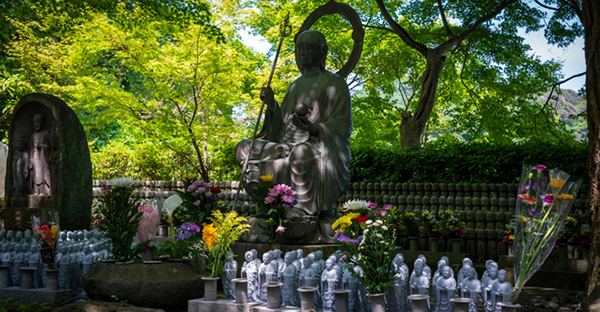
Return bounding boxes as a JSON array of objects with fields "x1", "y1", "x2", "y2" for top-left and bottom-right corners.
[
  {"x1": 44, "y1": 269, "x2": 59, "y2": 290},
  {"x1": 142, "y1": 246, "x2": 153, "y2": 261},
  {"x1": 233, "y1": 278, "x2": 249, "y2": 304},
  {"x1": 202, "y1": 277, "x2": 220, "y2": 301},
  {"x1": 450, "y1": 298, "x2": 472, "y2": 312},
  {"x1": 370, "y1": 293, "x2": 386, "y2": 312},
  {"x1": 333, "y1": 289, "x2": 351, "y2": 312},
  {"x1": 0, "y1": 265, "x2": 9, "y2": 288},
  {"x1": 430, "y1": 238, "x2": 439, "y2": 252},
  {"x1": 161, "y1": 224, "x2": 169, "y2": 237},
  {"x1": 265, "y1": 282, "x2": 283, "y2": 309},
  {"x1": 408, "y1": 294, "x2": 429, "y2": 312},
  {"x1": 582, "y1": 245, "x2": 590, "y2": 260},
  {"x1": 409, "y1": 237, "x2": 419, "y2": 252},
  {"x1": 298, "y1": 286, "x2": 318, "y2": 310},
  {"x1": 559, "y1": 243, "x2": 568, "y2": 260},
  {"x1": 452, "y1": 239, "x2": 462, "y2": 253},
  {"x1": 507, "y1": 243, "x2": 514, "y2": 256},
  {"x1": 497, "y1": 302, "x2": 521, "y2": 312}
]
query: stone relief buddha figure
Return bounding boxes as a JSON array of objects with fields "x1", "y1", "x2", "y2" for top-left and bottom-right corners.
[
  {"x1": 242, "y1": 250, "x2": 260, "y2": 302},
  {"x1": 392, "y1": 254, "x2": 409, "y2": 312},
  {"x1": 259, "y1": 251, "x2": 278, "y2": 302},
  {"x1": 13, "y1": 135, "x2": 29, "y2": 197},
  {"x1": 482, "y1": 263, "x2": 499, "y2": 312},
  {"x1": 492, "y1": 270, "x2": 513, "y2": 312},
  {"x1": 460, "y1": 267, "x2": 481, "y2": 312},
  {"x1": 31, "y1": 113, "x2": 52, "y2": 195},
  {"x1": 435, "y1": 266, "x2": 456, "y2": 312},
  {"x1": 222, "y1": 250, "x2": 237, "y2": 300},
  {"x1": 235, "y1": 29, "x2": 352, "y2": 226},
  {"x1": 282, "y1": 252, "x2": 298, "y2": 307},
  {"x1": 410, "y1": 260, "x2": 429, "y2": 296},
  {"x1": 321, "y1": 256, "x2": 339, "y2": 312}
]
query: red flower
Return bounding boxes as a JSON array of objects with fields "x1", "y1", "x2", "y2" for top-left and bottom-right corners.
[
  {"x1": 518, "y1": 194, "x2": 536, "y2": 205},
  {"x1": 355, "y1": 216, "x2": 369, "y2": 223},
  {"x1": 210, "y1": 187, "x2": 222, "y2": 194}
]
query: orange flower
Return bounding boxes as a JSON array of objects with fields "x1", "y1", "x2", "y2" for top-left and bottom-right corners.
[
  {"x1": 556, "y1": 194, "x2": 574, "y2": 200},
  {"x1": 518, "y1": 194, "x2": 536, "y2": 205},
  {"x1": 550, "y1": 178, "x2": 566, "y2": 189},
  {"x1": 202, "y1": 224, "x2": 218, "y2": 252}
]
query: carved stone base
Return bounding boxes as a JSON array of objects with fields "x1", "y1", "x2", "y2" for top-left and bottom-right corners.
[{"x1": 188, "y1": 299, "x2": 261, "y2": 312}]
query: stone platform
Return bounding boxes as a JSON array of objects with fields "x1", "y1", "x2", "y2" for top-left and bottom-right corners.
[
  {"x1": 498, "y1": 255, "x2": 587, "y2": 290},
  {"x1": 0, "y1": 287, "x2": 71, "y2": 305},
  {"x1": 188, "y1": 298, "x2": 261, "y2": 312}
]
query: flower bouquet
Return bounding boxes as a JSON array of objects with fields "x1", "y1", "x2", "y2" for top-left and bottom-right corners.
[
  {"x1": 96, "y1": 178, "x2": 143, "y2": 262},
  {"x1": 419, "y1": 210, "x2": 441, "y2": 238},
  {"x1": 31, "y1": 210, "x2": 59, "y2": 266},
  {"x1": 201, "y1": 210, "x2": 250, "y2": 277},
  {"x1": 159, "y1": 221, "x2": 203, "y2": 260},
  {"x1": 253, "y1": 177, "x2": 297, "y2": 243},
  {"x1": 513, "y1": 164, "x2": 581, "y2": 301},
  {"x1": 558, "y1": 216, "x2": 580, "y2": 244},
  {"x1": 397, "y1": 211, "x2": 420, "y2": 237},
  {"x1": 440, "y1": 209, "x2": 465, "y2": 239},
  {"x1": 332, "y1": 200, "x2": 374, "y2": 242},
  {"x1": 135, "y1": 205, "x2": 160, "y2": 260},
  {"x1": 338, "y1": 207, "x2": 400, "y2": 295},
  {"x1": 175, "y1": 174, "x2": 222, "y2": 224}
]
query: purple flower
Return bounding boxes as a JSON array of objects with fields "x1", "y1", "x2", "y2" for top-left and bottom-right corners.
[
  {"x1": 264, "y1": 196, "x2": 275, "y2": 204},
  {"x1": 335, "y1": 232, "x2": 362, "y2": 243},
  {"x1": 551, "y1": 208, "x2": 557, "y2": 213},
  {"x1": 283, "y1": 195, "x2": 295, "y2": 204},
  {"x1": 274, "y1": 184, "x2": 296, "y2": 196},
  {"x1": 339, "y1": 254, "x2": 347, "y2": 262},
  {"x1": 374, "y1": 210, "x2": 386, "y2": 216},
  {"x1": 368, "y1": 202, "x2": 378, "y2": 209},
  {"x1": 533, "y1": 165, "x2": 547, "y2": 171},
  {"x1": 384, "y1": 204, "x2": 392, "y2": 210},
  {"x1": 276, "y1": 226, "x2": 286, "y2": 233},
  {"x1": 186, "y1": 185, "x2": 196, "y2": 193},
  {"x1": 193, "y1": 200, "x2": 201, "y2": 206},
  {"x1": 174, "y1": 222, "x2": 201, "y2": 241},
  {"x1": 529, "y1": 209, "x2": 541, "y2": 217},
  {"x1": 269, "y1": 189, "x2": 280, "y2": 197},
  {"x1": 205, "y1": 191, "x2": 213, "y2": 198},
  {"x1": 543, "y1": 195, "x2": 554, "y2": 206},
  {"x1": 286, "y1": 212, "x2": 293, "y2": 219},
  {"x1": 197, "y1": 187, "x2": 205, "y2": 194},
  {"x1": 102, "y1": 186, "x2": 112, "y2": 192},
  {"x1": 521, "y1": 185, "x2": 530, "y2": 192}
]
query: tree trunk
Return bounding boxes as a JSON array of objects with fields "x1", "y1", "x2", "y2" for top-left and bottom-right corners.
[
  {"x1": 583, "y1": 0, "x2": 600, "y2": 295},
  {"x1": 400, "y1": 51, "x2": 446, "y2": 149}
]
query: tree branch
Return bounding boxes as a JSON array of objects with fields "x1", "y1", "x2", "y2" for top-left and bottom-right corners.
[
  {"x1": 436, "y1": 0, "x2": 455, "y2": 38},
  {"x1": 439, "y1": 0, "x2": 518, "y2": 54},
  {"x1": 374, "y1": 0, "x2": 429, "y2": 57},
  {"x1": 536, "y1": 71, "x2": 586, "y2": 115},
  {"x1": 534, "y1": 0, "x2": 560, "y2": 10}
]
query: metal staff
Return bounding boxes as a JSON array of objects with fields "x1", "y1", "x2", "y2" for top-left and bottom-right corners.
[{"x1": 232, "y1": 13, "x2": 292, "y2": 211}]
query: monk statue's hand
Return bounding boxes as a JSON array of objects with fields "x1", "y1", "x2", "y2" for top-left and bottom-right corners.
[
  {"x1": 292, "y1": 114, "x2": 318, "y2": 135},
  {"x1": 260, "y1": 87, "x2": 277, "y2": 111}
]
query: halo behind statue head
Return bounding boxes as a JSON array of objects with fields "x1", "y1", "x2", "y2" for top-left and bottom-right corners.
[{"x1": 295, "y1": 0, "x2": 365, "y2": 79}]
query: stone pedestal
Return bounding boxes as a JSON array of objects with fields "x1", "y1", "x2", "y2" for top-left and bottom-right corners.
[
  {"x1": 0, "y1": 265, "x2": 9, "y2": 288},
  {"x1": 408, "y1": 294, "x2": 430, "y2": 312},
  {"x1": 188, "y1": 299, "x2": 260, "y2": 312},
  {"x1": 451, "y1": 298, "x2": 472, "y2": 312},
  {"x1": 45, "y1": 269, "x2": 58, "y2": 290},
  {"x1": 0, "y1": 287, "x2": 71, "y2": 306},
  {"x1": 233, "y1": 279, "x2": 249, "y2": 304},
  {"x1": 20, "y1": 267, "x2": 38, "y2": 289},
  {"x1": 333, "y1": 289, "x2": 351, "y2": 312},
  {"x1": 265, "y1": 282, "x2": 283, "y2": 309},
  {"x1": 298, "y1": 286, "x2": 317, "y2": 311}
]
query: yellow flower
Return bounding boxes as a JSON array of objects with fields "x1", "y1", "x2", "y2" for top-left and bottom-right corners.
[
  {"x1": 260, "y1": 174, "x2": 273, "y2": 182},
  {"x1": 509, "y1": 234, "x2": 514, "y2": 240},
  {"x1": 567, "y1": 216, "x2": 577, "y2": 225},
  {"x1": 406, "y1": 212, "x2": 415, "y2": 218},
  {"x1": 50, "y1": 228, "x2": 59, "y2": 239},
  {"x1": 550, "y1": 178, "x2": 566, "y2": 189},
  {"x1": 202, "y1": 224, "x2": 218, "y2": 251},
  {"x1": 182, "y1": 173, "x2": 197, "y2": 180},
  {"x1": 332, "y1": 213, "x2": 360, "y2": 231},
  {"x1": 422, "y1": 211, "x2": 430, "y2": 216},
  {"x1": 581, "y1": 229, "x2": 590, "y2": 236},
  {"x1": 445, "y1": 209, "x2": 453, "y2": 215},
  {"x1": 556, "y1": 194, "x2": 574, "y2": 200},
  {"x1": 519, "y1": 215, "x2": 528, "y2": 223}
]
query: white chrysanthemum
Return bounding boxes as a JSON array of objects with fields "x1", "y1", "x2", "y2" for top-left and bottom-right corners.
[
  {"x1": 107, "y1": 177, "x2": 136, "y2": 187},
  {"x1": 371, "y1": 222, "x2": 380, "y2": 227},
  {"x1": 380, "y1": 240, "x2": 385, "y2": 244},
  {"x1": 382, "y1": 226, "x2": 388, "y2": 231},
  {"x1": 375, "y1": 220, "x2": 383, "y2": 225},
  {"x1": 341, "y1": 199, "x2": 371, "y2": 212},
  {"x1": 366, "y1": 220, "x2": 373, "y2": 225},
  {"x1": 363, "y1": 229, "x2": 369, "y2": 234},
  {"x1": 376, "y1": 233, "x2": 383, "y2": 238}
]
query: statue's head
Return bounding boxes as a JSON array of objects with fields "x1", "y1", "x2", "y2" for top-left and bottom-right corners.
[
  {"x1": 59, "y1": 231, "x2": 66, "y2": 240},
  {"x1": 83, "y1": 244, "x2": 90, "y2": 254},
  {"x1": 251, "y1": 249, "x2": 258, "y2": 260},
  {"x1": 1, "y1": 243, "x2": 7, "y2": 252},
  {"x1": 14, "y1": 244, "x2": 20, "y2": 253},
  {"x1": 89, "y1": 244, "x2": 95, "y2": 252},
  {"x1": 226, "y1": 250, "x2": 234, "y2": 261},
  {"x1": 273, "y1": 249, "x2": 281, "y2": 259},
  {"x1": 15, "y1": 231, "x2": 23, "y2": 241},
  {"x1": 295, "y1": 30, "x2": 328, "y2": 74},
  {"x1": 418, "y1": 254, "x2": 426, "y2": 263},
  {"x1": 437, "y1": 259, "x2": 446, "y2": 270},
  {"x1": 467, "y1": 267, "x2": 476, "y2": 280},
  {"x1": 284, "y1": 252, "x2": 293, "y2": 264},
  {"x1": 263, "y1": 252, "x2": 272, "y2": 264},
  {"x1": 31, "y1": 244, "x2": 39, "y2": 253},
  {"x1": 290, "y1": 250, "x2": 297, "y2": 261},
  {"x1": 33, "y1": 114, "x2": 46, "y2": 131},
  {"x1": 15, "y1": 135, "x2": 27, "y2": 151},
  {"x1": 0, "y1": 231, "x2": 3, "y2": 239},
  {"x1": 6, "y1": 230, "x2": 13, "y2": 239},
  {"x1": 316, "y1": 250, "x2": 323, "y2": 260},
  {"x1": 304, "y1": 255, "x2": 313, "y2": 268},
  {"x1": 462, "y1": 257, "x2": 472, "y2": 267},
  {"x1": 296, "y1": 249, "x2": 303, "y2": 258},
  {"x1": 485, "y1": 259, "x2": 493, "y2": 270},
  {"x1": 414, "y1": 261, "x2": 423, "y2": 276},
  {"x1": 77, "y1": 231, "x2": 84, "y2": 240},
  {"x1": 395, "y1": 253, "x2": 404, "y2": 264},
  {"x1": 489, "y1": 264, "x2": 498, "y2": 279},
  {"x1": 442, "y1": 266, "x2": 452, "y2": 279},
  {"x1": 25, "y1": 236, "x2": 32, "y2": 244},
  {"x1": 325, "y1": 257, "x2": 334, "y2": 270},
  {"x1": 498, "y1": 269, "x2": 507, "y2": 283}
]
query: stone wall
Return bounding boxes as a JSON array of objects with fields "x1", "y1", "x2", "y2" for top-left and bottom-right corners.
[{"x1": 92, "y1": 180, "x2": 590, "y2": 260}]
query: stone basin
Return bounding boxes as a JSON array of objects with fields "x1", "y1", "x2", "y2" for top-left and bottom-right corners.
[{"x1": 82, "y1": 261, "x2": 204, "y2": 309}]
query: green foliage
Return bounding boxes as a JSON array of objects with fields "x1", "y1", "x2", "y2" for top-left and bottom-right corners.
[
  {"x1": 96, "y1": 183, "x2": 142, "y2": 262},
  {"x1": 350, "y1": 141, "x2": 588, "y2": 183}
]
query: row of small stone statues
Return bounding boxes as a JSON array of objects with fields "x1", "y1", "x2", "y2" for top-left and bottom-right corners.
[
  {"x1": 0, "y1": 229, "x2": 111, "y2": 295},
  {"x1": 221, "y1": 249, "x2": 513, "y2": 312}
]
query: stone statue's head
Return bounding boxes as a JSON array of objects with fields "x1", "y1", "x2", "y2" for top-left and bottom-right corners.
[
  {"x1": 304, "y1": 255, "x2": 313, "y2": 268},
  {"x1": 467, "y1": 267, "x2": 476, "y2": 280},
  {"x1": 30, "y1": 244, "x2": 39, "y2": 253},
  {"x1": 417, "y1": 254, "x2": 426, "y2": 263},
  {"x1": 83, "y1": 244, "x2": 90, "y2": 254},
  {"x1": 1, "y1": 243, "x2": 6, "y2": 252},
  {"x1": 442, "y1": 266, "x2": 452, "y2": 279},
  {"x1": 9, "y1": 242, "x2": 16, "y2": 251},
  {"x1": 15, "y1": 231, "x2": 23, "y2": 239},
  {"x1": 296, "y1": 249, "x2": 303, "y2": 258},
  {"x1": 485, "y1": 259, "x2": 493, "y2": 270},
  {"x1": 226, "y1": 250, "x2": 234, "y2": 261},
  {"x1": 59, "y1": 231, "x2": 66, "y2": 240},
  {"x1": 33, "y1": 114, "x2": 46, "y2": 131},
  {"x1": 325, "y1": 257, "x2": 334, "y2": 270},
  {"x1": 89, "y1": 244, "x2": 95, "y2": 252},
  {"x1": 290, "y1": 250, "x2": 297, "y2": 261},
  {"x1": 315, "y1": 250, "x2": 323, "y2": 260},
  {"x1": 437, "y1": 259, "x2": 446, "y2": 270},
  {"x1": 414, "y1": 261, "x2": 423, "y2": 276},
  {"x1": 263, "y1": 252, "x2": 272, "y2": 264},
  {"x1": 284, "y1": 252, "x2": 293, "y2": 264},
  {"x1": 498, "y1": 269, "x2": 507, "y2": 283},
  {"x1": 15, "y1": 135, "x2": 27, "y2": 151},
  {"x1": 0, "y1": 231, "x2": 3, "y2": 239},
  {"x1": 393, "y1": 253, "x2": 404, "y2": 264},
  {"x1": 251, "y1": 249, "x2": 258, "y2": 260},
  {"x1": 295, "y1": 30, "x2": 328, "y2": 74},
  {"x1": 77, "y1": 231, "x2": 84, "y2": 241},
  {"x1": 25, "y1": 236, "x2": 32, "y2": 244},
  {"x1": 245, "y1": 251, "x2": 253, "y2": 262},
  {"x1": 60, "y1": 245, "x2": 67, "y2": 254},
  {"x1": 462, "y1": 257, "x2": 472, "y2": 267},
  {"x1": 14, "y1": 244, "x2": 20, "y2": 253},
  {"x1": 489, "y1": 264, "x2": 498, "y2": 279},
  {"x1": 6, "y1": 230, "x2": 13, "y2": 240},
  {"x1": 273, "y1": 249, "x2": 281, "y2": 259}
]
